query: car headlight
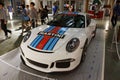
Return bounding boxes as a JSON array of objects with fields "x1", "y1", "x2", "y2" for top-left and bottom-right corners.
[
  {"x1": 66, "y1": 38, "x2": 80, "y2": 52},
  {"x1": 23, "y1": 31, "x2": 31, "y2": 42}
]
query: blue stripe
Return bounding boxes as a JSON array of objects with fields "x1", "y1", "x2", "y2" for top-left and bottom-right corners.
[
  {"x1": 47, "y1": 27, "x2": 68, "y2": 50},
  {"x1": 43, "y1": 38, "x2": 54, "y2": 50},
  {"x1": 30, "y1": 36, "x2": 40, "y2": 46},
  {"x1": 48, "y1": 38, "x2": 59, "y2": 50},
  {"x1": 32, "y1": 36, "x2": 44, "y2": 48},
  {"x1": 30, "y1": 26, "x2": 55, "y2": 47}
]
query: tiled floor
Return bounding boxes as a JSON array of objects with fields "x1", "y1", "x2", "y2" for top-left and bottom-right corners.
[{"x1": 0, "y1": 19, "x2": 23, "y2": 55}]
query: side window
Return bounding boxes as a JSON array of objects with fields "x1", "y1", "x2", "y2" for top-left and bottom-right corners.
[
  {"x1": 75, "y1": 15, "x2": 85, "y2": 28},
  {"x1": 86, "y1": 15, "x2": 91, "y2": 26}
]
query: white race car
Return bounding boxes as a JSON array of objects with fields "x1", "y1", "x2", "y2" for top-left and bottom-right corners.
[{"x1": 20, "y1": 12, "x2": 97, "y2": 73}]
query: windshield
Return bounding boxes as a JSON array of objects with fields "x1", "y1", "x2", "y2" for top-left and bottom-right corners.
[{"x1": 47, "y1": 14, "x2": 85, "y2": 28}]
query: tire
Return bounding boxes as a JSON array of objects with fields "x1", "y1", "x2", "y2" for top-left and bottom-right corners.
[
  {"x1": 81, "y1": 51, "x2": 86, "y2": 63},
  {"x1": 92, "y1": 28, "x2": 97, "y2": 38},
  {"x1": 81, "y1": 40, "x2": 88, "y2": 63},
  {"x1": 20, "y1": 55, "x2": 26, "y2": 65}
]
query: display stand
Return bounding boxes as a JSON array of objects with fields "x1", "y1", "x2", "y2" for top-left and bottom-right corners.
[{"x1": 111, "y1": 25, "x2": 120, "y2": 60}]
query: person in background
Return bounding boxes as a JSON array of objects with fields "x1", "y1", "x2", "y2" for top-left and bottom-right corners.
[
  {"x1": 29, "y1": 2, "x2": 38, "y2": 28},
  {"x1": 111, "y1": 1, "x2": 120, "y2": 28},
  {"x1": 7, "y1": 5, "x2": 13, "y2": 20},
  {"x1": 52, "y1": 2, "x2": 58, "y2": 16},
  {"x1": 25, "y1": 5, "x2": 30, "y2": 15},
  {"x1": 21, "y1": 4, "x2": 30, "y2": 35},
  {"x1": 44, "y1": 5, "x2": 49, "y2": 20},
  {"x1": 111, "y1": 1, "x2": 120, "y2": 42},
  {"x1": 0, "y1": 3, "x2": 12, "y2": 39},
  {"x1": 69, "y1": 5, "x2": 74, "y2": 12},
  {"x1": 40, "y1": 5, "x2": 49, "y2": 25}
]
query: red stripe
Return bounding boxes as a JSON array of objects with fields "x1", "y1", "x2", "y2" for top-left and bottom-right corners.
[{"x1": 36, "y1": 27, "x2": 61, "y2": 50}]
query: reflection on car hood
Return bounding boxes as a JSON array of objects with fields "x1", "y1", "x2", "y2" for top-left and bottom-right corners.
[{"x1": 29, "y1": 25, "x2": 84, "y2": 52}]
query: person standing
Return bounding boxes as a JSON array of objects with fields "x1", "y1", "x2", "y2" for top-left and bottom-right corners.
[
  {"x1": 7, "y1": 5, "x2": 13, "y2": 20},
  {"x1": 29, "y1": 2, "x2": 37, "y2": 28},
  {"x1": 21, "y1": 4, "x2": 30, "y2": 35},
  {"x1": 111, "y1": 1, "x2": 120, "y2": 28},
  {"x1": 39, "y1": 5, "x2": 49, "y2": 25},
  {"x1": 52, "y1": 2, "x2": 58, "y2": 16},
  {"x1": 25, "y1": 5, "x2": 30, "y2": 15},
  {"x1": 44, "y1": 5, "x2": 49, "y2": 20},
  {"x1": 111, "y1": 1, "x2": 120, "y2": 42},
  {"x1": 0, "y1": 3, "x2": 12, "y2": 39}
]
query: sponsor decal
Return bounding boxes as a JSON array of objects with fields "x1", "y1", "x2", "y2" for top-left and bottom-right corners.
[{"x1": 38, "y1": 31, "x2": 65, "y2": 39}]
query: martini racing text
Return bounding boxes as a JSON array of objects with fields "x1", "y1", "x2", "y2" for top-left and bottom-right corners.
[{"x1": 38, "y1": 31, "x2": 65, "y2": 39}]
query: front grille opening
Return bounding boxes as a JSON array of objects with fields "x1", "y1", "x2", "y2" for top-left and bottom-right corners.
[
  {"x1": 56, "y1": 62, "x2": 70, "y2": 68},
  {"x1": 27, "y1": 58, "x2": 48, "y2": 68},
  {"x1": 20, "y1": 48, "x2": 25, "y2": 56},
  {"x1": 50, "y1": 62, "x2": 54, "y2": 68}
]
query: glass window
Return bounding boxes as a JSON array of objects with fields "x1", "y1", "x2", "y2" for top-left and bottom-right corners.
[{"x1": 47, "y1": 14, "x2": 85, "y2": 28}]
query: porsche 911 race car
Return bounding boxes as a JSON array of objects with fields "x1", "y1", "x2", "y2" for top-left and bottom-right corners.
[{"x1": 20, "y1": 12, "x2": 97, "y2": 73}]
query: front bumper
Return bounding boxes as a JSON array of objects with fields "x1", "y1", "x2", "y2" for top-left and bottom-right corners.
[{"x1": 20, "y1": 47, "x2": 81, "y2": 73}]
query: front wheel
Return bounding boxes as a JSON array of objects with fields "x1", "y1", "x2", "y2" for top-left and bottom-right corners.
[
  {"x1": 81, "y1": 40, "x2": 88, "y2": 63},
  {"x1": 92, "y1": 28, "x2": 97, "y2": 38}
]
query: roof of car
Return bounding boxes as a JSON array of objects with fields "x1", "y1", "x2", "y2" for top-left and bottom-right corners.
[{"x1": 59, "y1": 12, "x2": 86, "y2": 16}]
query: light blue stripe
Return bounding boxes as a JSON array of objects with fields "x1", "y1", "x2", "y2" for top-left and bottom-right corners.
[
  {"x1": 48, "y1": 38, "x2": 59, "y2": 50},
  {"x1": 43, "y1": 38, "x2": 54, "y2": 50},
  {"x1": 47, "y1": 27, "x2": 68, "y2": 50},
  {"x1": 33, "y1": 36, "x2": 44, "y2": 48},
  {"x1": 30, "y1": 26, "x2": 55, "y2": 47},
  {"x1": 30, "y1": 36, "x2": 41, "y2": 46}
]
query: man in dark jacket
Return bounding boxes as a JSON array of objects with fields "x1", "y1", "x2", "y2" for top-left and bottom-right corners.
[
  {"x1": 111, "y1": 1, "x2": 120, "y2": 28},
  {"x1": 0, "y1": 3, "x2": 12, "y2": 39}
]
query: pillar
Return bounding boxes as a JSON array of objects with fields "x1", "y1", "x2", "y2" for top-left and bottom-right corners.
[
  {"x1": 34, "y1": 0, "x2": 39, "y2": 9},
  {"x1": 42, "y1": 0, "x2": 47, "y2": 7},
  {"x1": 107, "y1": 0, "x2": 110, "y2": 5},
  {"x1": 83, "y1": 0, "x2": 89, "y2": 12},
  {"x1": 59, "y1": 0, "x2": 64, "y2": 12},
  {"x1": 25, "y1": 0, "x2": 30, "y2": 5},
  {"x1": 69, "y1": 0, "x2": 71, "y2": 5}
]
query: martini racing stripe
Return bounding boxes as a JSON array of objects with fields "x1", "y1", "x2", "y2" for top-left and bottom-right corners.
[
  {"x1": 30, "y1": 26, "x2": 55, "y2": 47},
  {"x1": 36, "y1": 27, "x2": 61, "y2": 50},
  {"x1": 43, "y1": 27, "x2": 68, "y2": 50},
  {"x1": 47, "y1": 27, "x2": 68, "y2": 50}
]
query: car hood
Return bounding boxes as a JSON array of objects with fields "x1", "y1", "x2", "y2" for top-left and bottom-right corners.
[{"x1": 29, "y1": 25, "x2": 84, "y2": 52}]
